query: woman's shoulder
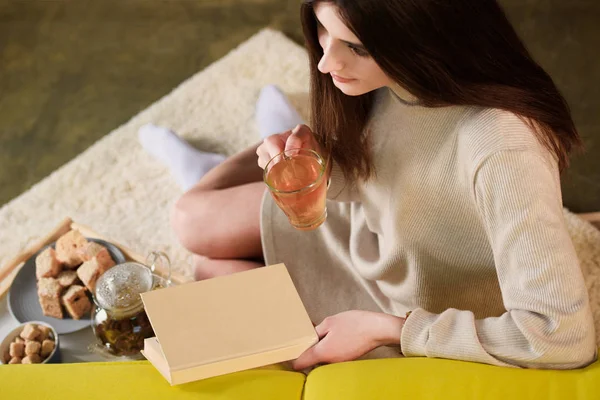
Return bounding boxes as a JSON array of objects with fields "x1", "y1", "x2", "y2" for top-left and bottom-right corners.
[
  {"x1": 455, "y1": 107, "x2": 553, "y2": 169},
  {"x1": 458, "y1": 107, "x2": 539, "y2": 150}
]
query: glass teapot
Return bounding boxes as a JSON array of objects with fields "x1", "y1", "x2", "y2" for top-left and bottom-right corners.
[{"x1": 88, "y1": 252, "x2": 173, "y2": 359}]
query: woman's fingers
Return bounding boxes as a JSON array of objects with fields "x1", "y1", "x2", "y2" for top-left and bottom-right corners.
[
  {"x1": 291, "y1": 341, "x2": 324, "y2": 370},
  {"x1": 257, "y1": 130, "x2": 293, "y2": 169},
  {"x1": 256, "y1": 145, "x2": 271, "y2": 169},
  {"x1": 257, "y1": 125, "x2": 320, "y2": 169},
  {"x1": 285, "y1": 124, "x2": 315, "y2": 151},
  {"x1": 264, "y1": 136, "x2": 286, "y2": 159}
]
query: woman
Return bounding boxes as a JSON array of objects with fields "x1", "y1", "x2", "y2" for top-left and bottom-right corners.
[{"x1": 168, "y1": 0, "x2": 597, "y2": 369}]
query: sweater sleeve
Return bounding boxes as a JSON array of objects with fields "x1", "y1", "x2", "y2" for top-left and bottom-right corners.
[{"x1": 400, "y1": 149, "x2": 597, "y2": 369}]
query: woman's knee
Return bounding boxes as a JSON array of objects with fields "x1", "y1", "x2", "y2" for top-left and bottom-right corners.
[
  {"x1": 170, "y1": 194, "x2": 193, "y2": 250},
  {"x1": 194, "y1": 256, "x2": 220, "y2": 281},
  {"x1": 171, "y1": 183, "x2": 264, "y2": 259},
  {"x1": 170, "y1": 191, "x2": 216, "y2": 256}
]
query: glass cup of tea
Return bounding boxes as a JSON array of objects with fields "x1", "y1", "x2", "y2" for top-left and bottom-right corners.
[{"x1": 264, "y1": 148, "x2": 328, "y2": 231}]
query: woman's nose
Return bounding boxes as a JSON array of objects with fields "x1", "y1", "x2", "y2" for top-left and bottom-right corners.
[{"x1": 318, "y1": 41, "x2": 344, "y2": 74}]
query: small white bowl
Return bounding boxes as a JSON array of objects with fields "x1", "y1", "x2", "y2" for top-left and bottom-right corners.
[{"x1": 0, "y1": 321, "x2": 61, "y2": 364}]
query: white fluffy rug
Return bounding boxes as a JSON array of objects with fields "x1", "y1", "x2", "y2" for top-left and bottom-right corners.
[{"x1": 1, "y1": 28, "x2": 599, "y2": 344}]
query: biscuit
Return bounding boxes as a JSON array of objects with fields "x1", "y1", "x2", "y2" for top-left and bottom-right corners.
[
  {"x1": 63, "y1": 285, "x2": 92, "y2": 320},
  {"x1": 55, "y1": 230, "x2": 88, "y2": 268},
  {"x1": 77, "y1": 249, "x2": 115, "y2": 293},
  {"x1": 37, "y1": 278, "x2": 63, "y2": 319},
  {"x1": 57, "y1": 270, "x2": 79, "y2": 288},
  {"x1": 78, "y1": 242, "x2": 106, "y2": 262},
  {"x1": 35, "y1": 247, "x2": 62, "y2": 279}
]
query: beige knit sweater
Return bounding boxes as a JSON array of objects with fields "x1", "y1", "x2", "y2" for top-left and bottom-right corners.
[{"x1": 260, "y1": 86, "x2": 597, "y2": 369}]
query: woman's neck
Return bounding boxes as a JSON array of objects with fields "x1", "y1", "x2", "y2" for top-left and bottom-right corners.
[{"x1": 389, "y1": 83, "x2": 421, "y2": 106}]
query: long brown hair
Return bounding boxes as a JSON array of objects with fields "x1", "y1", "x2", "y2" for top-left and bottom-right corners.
[{"x1": 300, "y1": 0, "x2": 581, "y2": 181}]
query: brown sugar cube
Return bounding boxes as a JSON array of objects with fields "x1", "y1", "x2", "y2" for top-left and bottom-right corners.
[
  {"x1": 40, "y1": 339, "x2": 55, "y2": 358},
  {"x1": 22, "y1": 354, "x2": 42, "y2": 364},
  {"x1": 35, "y1": 247, "x2": 62, "y2": 279},
  {"x1": 37, "y1": 278, "x2": 64, "y2": 319},
  {"x1": 9, "y1": 342, "x2": 24, "y2": 358},
  {"x1": 9, "y1": 357, "x2": 22, "y2": 364},
  {"x1": 25, "y1": 341, "x2": 41, "y2": 356},
  {"x1": 62, "y1": 285, "x2": 92, "y2": 320},
  {"x1": 57, "y1": 270, "x2": 79, "y2": 288},
  {"x1": 55, "y1": 230, "x2": 88, "y2": 268},
  {"x1": 78, "y1": 241, "x2": 106, "y2": 262},
  {"x1": 77, "y1": 250, "x2": 115, "y2": 292},
  {"x1": 37, "y1": 325, "x2": 52, "y2": 341},
  {"x1": 19, "y1": 323, "x2": 40, "y2": 341},
  {"x1": 14, "y1": 337, "x2": 24, "y2": 343}
]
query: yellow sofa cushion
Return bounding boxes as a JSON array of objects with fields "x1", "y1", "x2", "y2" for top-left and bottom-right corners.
[
  {"x1": 304, "y1": 356, "x2": 600, "y2": 400},
  {"x1": 0, "y1": 361, "x2": 305, "y2": 400},
  {"x1": 4, "y1": 356, "x2": 600, "y2": 399}
]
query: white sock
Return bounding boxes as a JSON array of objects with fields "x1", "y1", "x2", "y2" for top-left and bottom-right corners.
[
  {"x1": 256, "y1": 85, "x2": 304, "y2": 139},
  {"x1": 138, "y1": 123, "x2": 226, "y2": 191}
]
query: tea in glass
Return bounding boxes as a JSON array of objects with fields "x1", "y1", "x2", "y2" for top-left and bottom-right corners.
[{"x1": 264, "y1": 149, "x2": 327, "y2": 230}]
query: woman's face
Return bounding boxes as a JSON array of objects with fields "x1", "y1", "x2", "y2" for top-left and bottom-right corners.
[{"x1": 314, "y1": 2, "x2": 393, "y2": 96}]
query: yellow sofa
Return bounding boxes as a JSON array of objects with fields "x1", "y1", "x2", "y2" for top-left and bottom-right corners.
[{"x1": 2, "y1": 355, "x2": 599, "y2": 399}]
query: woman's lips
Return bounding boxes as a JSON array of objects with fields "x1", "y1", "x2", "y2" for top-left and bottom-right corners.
[{"x1": 331, "y1": 74, "x2": 355, "y2": 83}]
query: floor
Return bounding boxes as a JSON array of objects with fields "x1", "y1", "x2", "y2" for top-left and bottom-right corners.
[{"x1": 0, "y1": 0, "x2": 598, "y2": 212}]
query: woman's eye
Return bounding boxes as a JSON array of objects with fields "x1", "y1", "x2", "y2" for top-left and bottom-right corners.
[{"x1": 348, "y1": 44, "x2": 369, "y2": 57}]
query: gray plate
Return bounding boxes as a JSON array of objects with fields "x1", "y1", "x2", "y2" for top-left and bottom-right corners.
[{"x1": 8, "y1": 238, "x2": 126, "y2": 334}]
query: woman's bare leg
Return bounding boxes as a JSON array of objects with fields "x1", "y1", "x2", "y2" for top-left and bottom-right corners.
[
  {"x1": 171, "y1": 86, "x2": 304, "y2": 279},
  {"x1": 172, "y1": 181, "x2": 265, "y2": 259},
  {"x1": 193, "y1": 255, "x2": 262, "y2": 281},
  {"x1": 190, "y1": 143, "x2": 264, "y2": 191},
  {"x1": 171, "y1": 143, "x2": 266, "y2": 273}
]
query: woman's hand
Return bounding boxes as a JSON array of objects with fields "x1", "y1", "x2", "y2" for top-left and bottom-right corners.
[
  {"x1": 256, "y1": 124, "x2": 323, "y2": 169},
  {"x1": 292, "y1": 310, "x2": 405, "y2": 370}
]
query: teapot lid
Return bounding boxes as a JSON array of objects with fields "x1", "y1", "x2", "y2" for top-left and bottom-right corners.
[{"x1": 95, "y1": 262, "x2": 153, "y2": 314}]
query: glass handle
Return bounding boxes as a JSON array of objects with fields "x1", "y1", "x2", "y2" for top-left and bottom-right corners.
[{"x1": 145, "y1": 251, "x2": 172, "y2": 286}]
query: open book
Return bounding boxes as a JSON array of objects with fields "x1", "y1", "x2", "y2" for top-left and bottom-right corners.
[{"x1": 140, "y1": 263, "x2": 318, "y2": 385}]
